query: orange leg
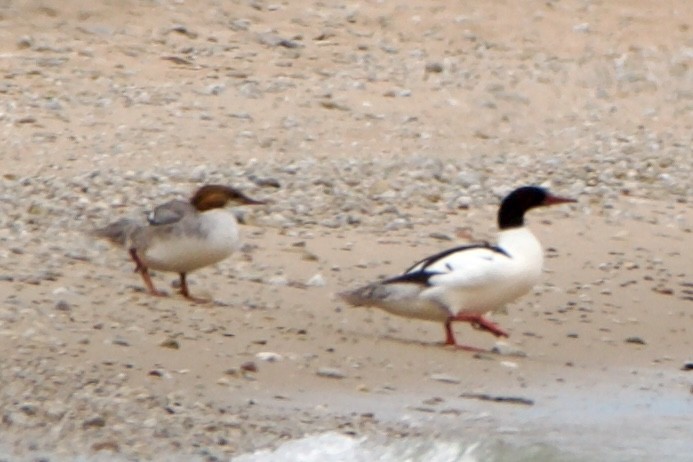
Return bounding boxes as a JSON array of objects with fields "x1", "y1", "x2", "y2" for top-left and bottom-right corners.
[
  {"x1": 453, "y1": 313, "x2": 509, "y2": 338},
  {"x1": 443, "y1": 319, "x2": 488, "y2": 352},
  {"x1": 179, "y1": 273, "x2": 209, "y2": 303},
  {"x1": 444, "y1": 319, "x2": 457, "y2": 346},
  {"x1": 129, "y1": 249, "x2": 166, "y2": 297},
  {"x1": 443, "y1": 314, "x2": 509, "y2": 352}
]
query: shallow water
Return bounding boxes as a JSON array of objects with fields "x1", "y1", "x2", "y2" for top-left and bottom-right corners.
[
  {"x1": 234, "y1": 376, "x2": 693, "y2": 462},
  {"x1": 232, "y1": 423, "x2": 692, "y2": 462},
  {"x1": 232, "y1": 432, "x2": 584, "y2": 462}
]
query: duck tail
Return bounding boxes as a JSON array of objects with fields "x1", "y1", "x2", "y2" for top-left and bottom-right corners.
[
  {"x1": 91, "y1": 219, "x2": 140, "y2": 247},
  {"x1": 339, "y1": 283, "x2": 392, "y2": 307}
]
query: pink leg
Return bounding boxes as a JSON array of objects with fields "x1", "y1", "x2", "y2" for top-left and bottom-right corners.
[{"x1": 129, "y1": 249, "x2": 166, "y2": 297}]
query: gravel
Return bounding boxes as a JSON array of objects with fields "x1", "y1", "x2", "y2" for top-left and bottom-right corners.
[{"x1": 0, "y1": 1, "x2": 691, "y2": 460}]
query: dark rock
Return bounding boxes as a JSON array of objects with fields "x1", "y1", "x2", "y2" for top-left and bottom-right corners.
[{"x1": 83, "y1": 416, "x2": 106, "y2": 429}]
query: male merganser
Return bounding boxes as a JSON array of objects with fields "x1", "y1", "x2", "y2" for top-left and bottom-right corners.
[
  {"x1": 339, "y1": 186, "x2": 576, "y2": 350},
  {"x1": 94, "y1": 184, "x2": 264, "y2": 301}
]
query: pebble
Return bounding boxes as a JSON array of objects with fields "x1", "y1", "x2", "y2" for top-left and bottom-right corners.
[
  {"x1": 256, "y1": 352, "x2": 283, "y2": 362},
  {"x1": 625, "y1": 336, "x2": 646, "y2": 345},
  {"x1": 425, "y1": 62, "x2": 444, "y2": 74},
  {"x1": 429, "y1": 373, "x2": 461, "y2": 384},
  {"x1": 305, "y1": 273, "x2": 326, "y2": 287},
  {"x1": 266, "y1": 275, "x2": 289, "y2": 286},
  {"x1": 240, "y1": 361, "x2": 258, "y2": 373},
  {"x1": 54, "y1": 300, "x2": 71, "y2": 311},
  {"x1": 429, "y1": 232, "x2": 453, "y2": 241},
  {"x1": 500, "y1": 361, "x2": 519, "y2": 369},
  {"x1": 19, "y1": 402, "x2": 38, "y2": 416},
  {"x1": 491, "y1": 342, "x2": 527, "y2": 357},
  {"x1": 316, "y1": 367, "x2": 347, "y2": 379},
  {"x1": 82, "y1": 416, "x2": 106, "y2": 429},
  {"x1": 159, "y1": 338, "x2": 180, "y2": 350}
]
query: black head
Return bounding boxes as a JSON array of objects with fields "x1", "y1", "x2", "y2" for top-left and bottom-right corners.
[{"x1": 498, "y1": 186, "x2": 575, "y2": 230}]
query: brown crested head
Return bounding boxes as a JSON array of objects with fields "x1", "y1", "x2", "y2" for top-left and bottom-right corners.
[{"x1": 190, "y1": 184, "x2": 265, "y2": 211}]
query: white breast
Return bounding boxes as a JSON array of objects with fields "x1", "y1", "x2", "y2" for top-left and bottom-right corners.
[{"x1": 143, "y1": 209, "x2": 240, "y2": 273}]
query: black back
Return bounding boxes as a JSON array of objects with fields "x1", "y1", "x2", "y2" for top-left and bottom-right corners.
[{"x1": 384, "y1": 242, "x2": 510, "y2": 286}]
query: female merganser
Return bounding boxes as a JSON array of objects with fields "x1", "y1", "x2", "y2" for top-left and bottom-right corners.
[
  {"x1": 94, "y1": 184, "x2": 264, "y2": 301},
  {"x1": 339, "y1": 186, "x2": 576, "y2": 350}
]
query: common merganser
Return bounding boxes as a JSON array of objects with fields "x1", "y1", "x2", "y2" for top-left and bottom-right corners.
[
  {"x1": 339, "y1": 186, "x2": 576, "y2": 350},
  {"x1": 94, "y1": 184, "x2": 264, "y2": 301}
]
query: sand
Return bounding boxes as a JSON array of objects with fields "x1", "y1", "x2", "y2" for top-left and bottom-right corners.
[{"x1": 0, "y1": 0, "x2": 691, "y2": 460}]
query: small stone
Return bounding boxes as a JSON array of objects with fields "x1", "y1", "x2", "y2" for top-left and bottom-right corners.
[
  {"x1": 229, "y1": 18, "x2": 251, "y2": 31},
  {"x1": 240, "y1": 361, "x2": 258, "y2": 373},
  {"x1": 19, "y1": 403, "x2": 38, "y2": 416},
  {"x1": 160, "y1": 338, "x2": 179, "y2": 349},
  {"x1": 422, "y1": 396, "x2": 445, "y2": 405},
  {"x1": 625, "y1": 336, "x2": 646, "y2": 345},
  {"x1": 455, "y1": 195, "x2": 472, "y2": 209},
  {"x1": 429, "y1": 373, "x2": 461, "y2": 384},
  {"x1": 92, "y1": 440, "x2": 119, "y2": 452},
  {"x1": 249, "y1": 176, "x2": 281, "y2": 188},
  {"x1": 54, "y1": 300, "x2": 71, "y2": 311},
  {"x1": 170, "y1": 24, "x2": 198, "y2": 39},
  {"x1": 83, "y1": 416, "x2": 106, "y2": 429},
  {"x1": 681, "y1": 361, "x2": 693, "y2": 371},
  {"x1": 319, "y1": 99, "x2": 350, "y2": 111},
  {"x1": 17, "y1": 35, "x2": 33, "y2": 49},
  {"x1": 455, "y1": 171, "x2": 482, "y2": 188},
  {"x1": 256, "y1": 351, "x2": 283, "y2": 362},
  {"x1": 652, "y1": 286, "x2": 674, "y2": 295},
  {"x1": 429, "y1": 232, "x2": 453, "y2": 241},
  {"x1": 425, "y1": 62, "x2": 443, "y2": 73},
  {"x1": 206, "y1": 83, "x2": 226, "y2": 95},
  {"x1": 316, "y1": 367, "x2": 346, "y2": 379},
  {"x1": 301, "y1": 251, "x2": 320, "y2": 262},
  {"x1": 266, "y1": 275, "x2": 289, "y2": 286},
  {"x1": 306, "y1": 273, "x2": 326, "y2": 287},
  {"x1": 491, "y1": 342, "x2": 527, "y2": 357}
]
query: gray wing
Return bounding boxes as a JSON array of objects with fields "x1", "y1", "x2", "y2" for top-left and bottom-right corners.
[{"x1": 147, "y1": 199, "x2": 195, "y2": 226}]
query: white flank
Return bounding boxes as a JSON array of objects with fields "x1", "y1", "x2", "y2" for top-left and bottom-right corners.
[{"x1": 343, "y1": 226, "x2": 544, "y2": 320}]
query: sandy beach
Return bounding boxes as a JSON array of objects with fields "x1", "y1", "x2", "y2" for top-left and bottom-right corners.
[{"x1": 0, "y1": 0, "x2": 691, "y2": 460}]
